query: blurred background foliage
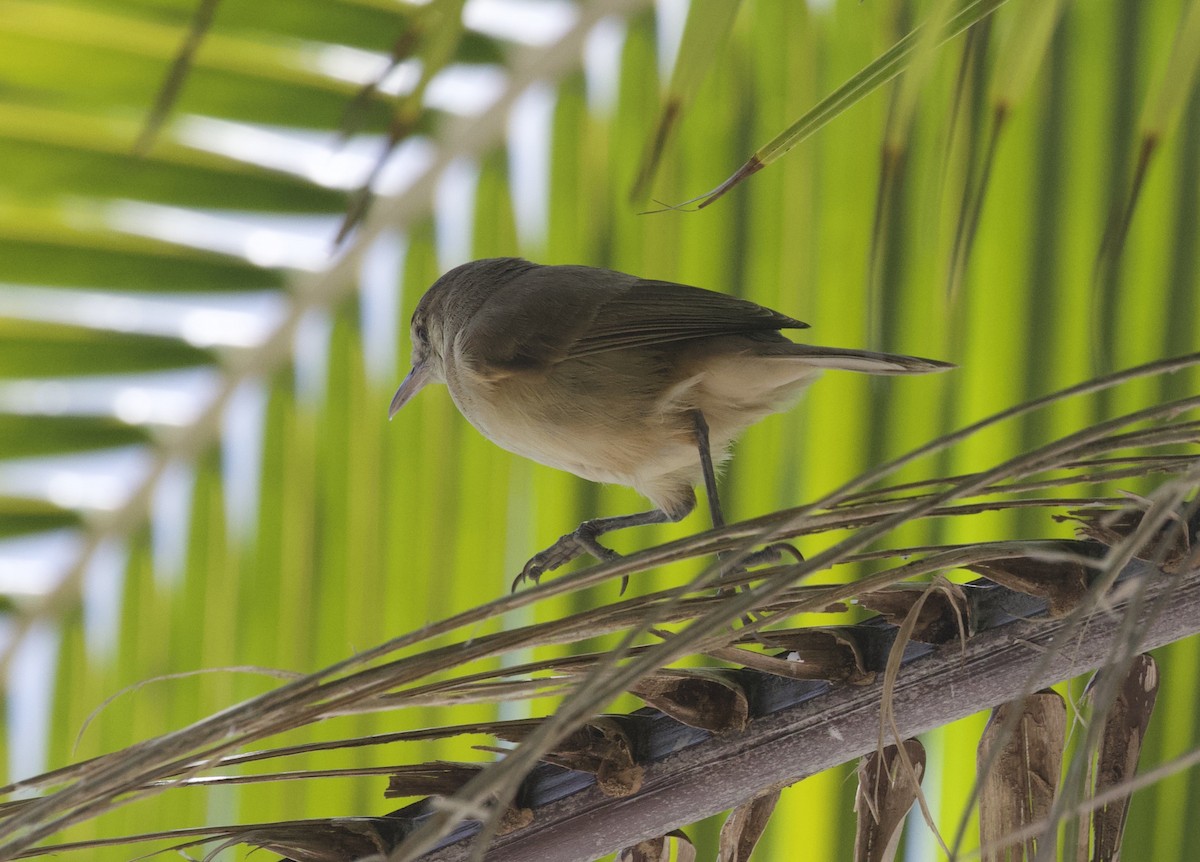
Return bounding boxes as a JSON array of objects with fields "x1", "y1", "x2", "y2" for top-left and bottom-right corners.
[{"x1": 0, "y1": 0, "x2": 1198, "y2": 859}]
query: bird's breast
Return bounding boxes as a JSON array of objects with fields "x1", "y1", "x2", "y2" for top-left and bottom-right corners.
[
  {"x1": 444, "y1": 356, "x2": 700, "y2": 485},
  {"x1": 442, "y1": 340, "x2": 825, "y2": 498}
]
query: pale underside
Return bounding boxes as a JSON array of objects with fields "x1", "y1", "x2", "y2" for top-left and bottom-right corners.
[{"x1": 445, "y1": 334, "x2": 824, "y2": 517}]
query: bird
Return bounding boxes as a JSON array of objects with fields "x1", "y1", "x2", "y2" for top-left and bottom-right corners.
[{"x1": 388, "y1": 258, "x2": 952, "y2": 590}]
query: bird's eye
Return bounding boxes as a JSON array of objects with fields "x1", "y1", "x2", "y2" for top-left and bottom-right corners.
[{"x1": 414, "y1": 324, "x2": 429, "y2": 343}]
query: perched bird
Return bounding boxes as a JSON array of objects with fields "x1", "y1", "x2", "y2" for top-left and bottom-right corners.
[{"x1": 389, "y1": 258, "x2": 951, "y2": 589}]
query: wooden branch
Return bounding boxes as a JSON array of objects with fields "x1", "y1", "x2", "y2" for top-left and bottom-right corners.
[{"x1": 411, "y1": 550, "x2": 1198, "y2": 862}]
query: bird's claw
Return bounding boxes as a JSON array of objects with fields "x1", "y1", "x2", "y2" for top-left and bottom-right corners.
[
  {"x1": 511, "y1": 528, "x2": 628, "y2": 592},
  {"x1": 511, "y1": 566, "x2": 539, "y2": 593},
  {"x1": 742, "y1": 541, "x2": 805, "y2": 568},
  {"x1": 716, "y1": 542, "x2": 805, "y2": 601},
  {"x1": 511, "y1": 534, "x2": 586, "y2": 592}
]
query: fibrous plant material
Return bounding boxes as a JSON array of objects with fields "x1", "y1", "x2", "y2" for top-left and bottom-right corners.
[
  {"x1": 854, "y1": 739, "x2": 926, "y2": 862},
  {"x1": 978, "y1": 691, "x2": 1066, "y2": 862}
]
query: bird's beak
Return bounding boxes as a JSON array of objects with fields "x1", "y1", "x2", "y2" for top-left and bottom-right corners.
[{"x1": 388, "y1": 362, "x2": 431, "y2": 419}]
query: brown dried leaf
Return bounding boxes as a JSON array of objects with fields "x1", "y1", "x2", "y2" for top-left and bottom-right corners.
[
  {"x1": 244, "y1": 818, "x2": 406, "y2": 862},
  {"x1": 629, "y1": 668, "x2": 750, "y2": 732},
  {"x1": 620, "y1": 835, "x2": 669, "y2": 862},
  {"x1": 717, "y1": 788, "x2": 782, "y2": 862},
  {"x1": 726, "y1": 627, "x2": 876, "y2": 684},
  {"x1": 384, "y1": 763, "x2": 530, "y2": 836},
  {"x1": 857, "y1": 584, "x2": 970, "y2": 644},
  {"x1": 969, "y1": 552, "x2": 1092, "y2": 618},
  {"x1": 495, "y1": 716, "x2": 643, "y2": 798},
  {"x1": 1084, "y1": 654, "x2": 1159, "y2": 862},
  {"x1": 619, "y1": 830, "x2": 695, "y2": 862},
  {"x1": 496, "y1": 804, "x2": 535, "y2": 835},
  {"x1": 854, "y1": 739, "x2": 926, "y2": 862},
  {"x1": 706, "y1": 644, "x2": 836, "y2": 683},
  {"x1": 1064, "y1": 505, "x2": 1197, "y2": 572},
  {"x1": 383, "y1": 762, "x2": 483, "y2": 799},
  {"x1": 978, "y1": 691, "x2": 1066, "y2": 862}
]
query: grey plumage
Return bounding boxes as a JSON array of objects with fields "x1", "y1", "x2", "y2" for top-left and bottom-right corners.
[{"x1": 390, "y1": 257, "x2": 952, "y2": 585}]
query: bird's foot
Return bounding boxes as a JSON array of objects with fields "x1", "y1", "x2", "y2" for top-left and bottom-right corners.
[
  {"x1": 512, "y1": 537, "x2": 581, "y2": 591},
  {"x1": 716, "y1": 542, "x2": 805, "y2": 601},
  {"x1": 512, "y1": 527, "x2": 624, "y2": 593},
  {"x1": 742, "y1": 541, "x2": 805, "y2": 569}
]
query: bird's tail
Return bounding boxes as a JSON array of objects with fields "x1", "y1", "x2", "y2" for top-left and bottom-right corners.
[{"x1": 773, "y1": 344, "x2": 955, "y2": 375}]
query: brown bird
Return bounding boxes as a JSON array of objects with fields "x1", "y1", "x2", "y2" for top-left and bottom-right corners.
[{"x1": 389, "y1": 258, "x2": 951, "y2": 589}]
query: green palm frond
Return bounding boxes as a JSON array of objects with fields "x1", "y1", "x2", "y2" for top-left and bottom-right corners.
[{"x1": 1, "y1": 1, "x2": 1199, "y2": 860}]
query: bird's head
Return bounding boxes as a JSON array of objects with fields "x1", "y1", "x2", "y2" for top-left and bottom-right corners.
[{"x1": 388, "y1": 257, "x2": 536, "y2": 418}]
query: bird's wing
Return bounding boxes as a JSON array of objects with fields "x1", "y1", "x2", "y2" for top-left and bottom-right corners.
[
  {"x1": 457, "y1": 266, "x2": 808, "y2": 374},
  {"x1": 568, "y1": 278, "x2": 808, "y2": 358}
]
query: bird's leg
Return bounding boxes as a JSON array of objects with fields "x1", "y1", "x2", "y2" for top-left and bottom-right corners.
[
  {"x1": 692, "y1": 409, "x2": 740, "y2": 593},
  {"x1": 515, "y1": 500, "x2": 695, "y2": 593},
  {"x1": 690, "y1": 410, "x2": 803, "y2": 587},
  {"x1": 691, "y1": 409, "x2": 725, "y2": 530}
]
